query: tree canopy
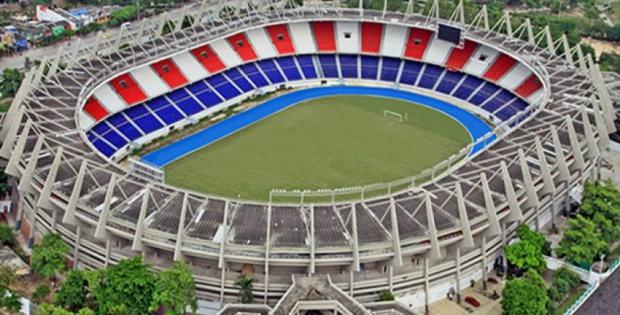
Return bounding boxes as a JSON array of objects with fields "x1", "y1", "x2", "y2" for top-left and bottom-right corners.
[
  {"x1": 0, "y1": 68, "x2": 24, "y2": 99},
  {"x1": 506, "y1": 240, "x2": 547, "y2": 274},
  {"x1": 501, "y1": 271, "x2": 549, "y2": 315},
  {"x1": 150, "y1": 261, "x2": 198, "y2": 315},
  {"x1": 32, "y1": 233, "x2": 69, "y2": 279},
  {"x1": 579, "y1": 181, "x2": 620, "y2": 241},
  {"x1": 557, "y1": 215, "x2": 608, "y2": 268},
  {"x1": 90, "y1": 256, "x2": 156, "y2": 315},
  {"x1": 55, "y1": 270, "x2": 89, "y2": 312}
]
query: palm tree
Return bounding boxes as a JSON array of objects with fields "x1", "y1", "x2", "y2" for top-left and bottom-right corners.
[{"x1": 235, "y1": 275, "x2": 254, "y2": 303}]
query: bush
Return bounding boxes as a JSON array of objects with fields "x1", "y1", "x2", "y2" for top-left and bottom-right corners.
[
  {"x1": 33, "y1": 284, "x2": 51, "y2": 303},
  {"x1": 0, "y1": 223, "x2": 15, "y2": 247},
  {"x1": 378, "y1": 290, "x2": 395, "y2": 301}
]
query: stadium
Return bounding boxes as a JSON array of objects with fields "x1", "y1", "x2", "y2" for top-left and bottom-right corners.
[{"x1": 0, "y1": 0, "x2": 615, "y2": 313}]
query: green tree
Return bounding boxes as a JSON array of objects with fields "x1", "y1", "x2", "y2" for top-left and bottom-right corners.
[
  {"x1": 0, "y1": 265, "x2": 16, "y2": 288},
  {"x1": 31, "y1": 233, "x2": 69, "y2": 280},
  {"x1": 0, "y1": 68, "x2": 24, "y2": 98},
  {"x1": 33, "y1": 284, "x2": 51, "y2": 304},
  {"x1": 150, "y1": 261, "x2": 198, "y2": 315},
  {"x1": 501, "y1": 273, "x2": 549, "y2": 315},
  {"x1": 0, "y1": 287, "x2": 21, "y2": 313},
  {"x1": 235, "y1": 275, "x2": 254, "y2": 304},
  {"x1": 579, "y1": 181, "x2": 620, "y2": 241},
  {"x1": 516, "y1": 224, "x2": 551, "y2": 255},
  {"x1": 505, "y1": 240, "x2": 547, "y2": 274},
  {"x1": 556, "y1": 215, "x2": 608, "y2": 268},
  {"x1": 39, "y1": 304, "x2": 75, "y2": 315},
  {"x1": 55, "y1": 270, "x2": 88, "y2": 312},
  {"x1": 91, "y1": 256, "x2": 156, "y2": 315},
  {"x1": 0, "y1": 223, "x2": 15, "y2": 247},
  {"x1": 378, "y1": 290, "x2": 395, "y2": 301}
]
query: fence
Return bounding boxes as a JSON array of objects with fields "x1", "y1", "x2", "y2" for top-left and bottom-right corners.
[{"x1": 563, "y1": 256, "x2": 620, "y2": 315}]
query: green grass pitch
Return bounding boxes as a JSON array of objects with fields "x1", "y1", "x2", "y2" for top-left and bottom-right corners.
[{"x1": 163, "y1": 95, "x2": 470, "y2": 200}]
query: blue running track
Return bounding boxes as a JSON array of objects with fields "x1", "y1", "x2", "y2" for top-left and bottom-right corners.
[{"x1": 142, "y1": 86, "x2": 495, "y2": 168}]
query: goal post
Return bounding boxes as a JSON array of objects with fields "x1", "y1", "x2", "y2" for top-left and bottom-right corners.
[{"x1": 383, "y1": 110, "x2": 408, "y2": 122}]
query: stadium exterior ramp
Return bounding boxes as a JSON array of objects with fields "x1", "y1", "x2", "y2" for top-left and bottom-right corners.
[{"x1": 0, "y1": 0, "x2": 616, "y2": 313}]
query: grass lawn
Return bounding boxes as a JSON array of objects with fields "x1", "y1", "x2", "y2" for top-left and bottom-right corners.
[
  {"x1": 554, "y1": 287, "x2": 587, "y2": 315},
  {"x1": 164, "y1": 95, "x2": 470, "y2": 200}
]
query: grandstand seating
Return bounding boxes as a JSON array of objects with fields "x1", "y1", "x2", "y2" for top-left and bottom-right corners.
[
  {"x1": 109, "y1": 73, "x2": 148, "y2": 105},
  {"x1": 483, "y1": 54, "x2": 517, "y2": 81},
  {"x1": 190, "y1": 45, "x2": 226, "y2": 73},
  {"x1": 445, "y1": 40, "x2": 478, "y2": 70},
  {"x1": 151, "y1": 59, "x2": 188, "y2": 89},
  {"x1": 228, "y1": 33, "x2": 258, "y2": 62},
  {"x1": 312, "y1": 21, "x2": 337, "y2": 52},
  {"x1": 361, "y1": 22, "x2": 382, "y2": 54},
  {"x1": 266, "y1": 24, "x2": 296, "y2": 55},
  {"x1": 87, "y1": 53, "x2": 535, "y2": 158},
  {"x1": 404, "y1": 28, "x2": 432, "y2": 60}
]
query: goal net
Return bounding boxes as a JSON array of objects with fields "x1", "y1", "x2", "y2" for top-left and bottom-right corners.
[{"x1": 383, "y1": 110, "x2": 408, "y2": 122}]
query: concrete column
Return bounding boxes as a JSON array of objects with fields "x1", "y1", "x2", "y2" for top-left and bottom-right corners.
[
  {"x1": 575, "y1": 44, "x2": 588, "y2": 72},
  {"x1": 17, "y1": 137, "x2": 43, "y2": 194},
  {"x1": 561, "y1": 34, "x2": 573, "y2": 65},
  {"x1": 389, "y1": 198, "x2": 403, "y2": 266},
  {"x1": 592, "y1": 100, "x2": 610, "y2": 148},
  {"x1": 565, "y1": 116, "x2": 585, "y2": 172},
  {"x1": 425, "y1": 193, "x2": 442, "y2": 260},
  {"x1": 104, "y1": 239, "x2": 111, "y2": 267},
  {"x1": 131, "y1": 185, "x2": 151, "y2": 251},
  {"x1": 501, "y1": 161, "x2": 523, "y2": 222},
  {"x1": 424, "y1": 258, "x2": 430, "y2": 315},
  {"x1": 94, "y1": 174, "x2": 116, "y2": 240},
  {"x1": 263, "y1": 202, "x2": 272, "y2": 304},
  {"x1": 5, "y1": 120, "x2": 31, "y2": 177},
  {"x1": 455, "y1": 247, "x2": 461, "y2": 304},
  {"x1": 456, "y1": 182, "x2": 474, "y2": 248},
  {"x1": 481, "y1": 173, "x2": 500, "y2": 236},
  {"x1": 173, "y1": 193, "x2": 189, "y2": 261},
  {"x1": 0, "y1": 106, "x2": 24, "y2": 159},
  {"x1": 63, "y1": 161, "x2": 87, "y2": 225},
  {"x1": 309, "y1": 205, "x2": 316, "y2": 274},
  {"x1": 550, "y1": 126, "x2": 570, "y2": 183},
  {"x1": 72, "y1": 226, "x2": 81, "y2": 269},
  {"x1": 544, "y1": 26, "x2": 556, "y2": 55},
  {"x1": 36, "y1": 147, "x2": 63, "y2": 210},
  {"x1": 518, "y1": 150, "x2": 540, "y2": 229},
  {"x1": 535, "y1": 136, "x2": 556, "y2": 196},
  {"x1": 580, "y1": 107, "x2": 600, "y2": 159},
  {"x1": 350, "y1": 203, "x2": 361, "y2": 272},
  {"x1": 218, "y1": 201, "x2": 230, "y2": 269},
  {"x1": 481, "y1": 236, "x2": 488, "y2": 291}
]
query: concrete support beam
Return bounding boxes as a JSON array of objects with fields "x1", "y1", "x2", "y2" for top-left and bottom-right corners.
[
  {"x1": 544, "y1": 26, "x2": 556, "y2": 55},
  {"x1": 481, "y1": 173, "x2": 501, "y2": 236},
  {"x1": 63, "y1": 161, "x2": 87, "y2": 225},
  {"x1": 424, "y1": 258, "x2": 430, "y2": 315},
  {"x1": 173, "y1": 193, "x2": 189, "y2": 261},
  {"x1": 580, "y1": 107, "x2": 600, "y2": 160},
  {"x1": 565, "y1": 116, "x2": 585, "y2": 171},
  {"x1": 72, "y1": 225, "x2": 81, "y2": 269},
  {"x1": 456, "y1": 182, "x2": 474, "y2": 248},
  {"x1": 455, "y1": 247, "x2": 461, "y2": 303},
  {"x1": 0, "y1": 106, "x2": 24, "y2": 159},
  {"x1": 425, "y1": 193, "x2": 442, "y2": 260},
  {"x1": 218, "y1": 201, "x2": 230, "y2": 269},
  {"x1": 18, "y1": 137, "x2": 43, "y2": 194},
  {"x1": 309, "y1": 205, "x2": 316, "y2": 274},
  {"x1": 36, "y1": 147, "x2": 63, "y2": 210},
  {"x1": 481, "y1": 236, "x2": 488, "y2": 290},
  {"x1": 550, "y1": 126, "x2": 570, "y2": 183},
  {"x1": 263, "y1": 202, "x2": 272, "y2": 304},
  {"x1": 104, "y1": 239, "x2": 111, "y2": 267},
  {"x1": 5, "y1": 120, "x2": 31, "y2": 177},
  {"x1": 501, "y1": 161, "x2": 523, "y2": 222},
  {"x1": 561, "y1": 34, "x2": 573, "y2": 64},
  {"x1": 535, "y1": 136, "x2": 556, "y2": 196},
  {"x1": 592, "y1": 100, "x2": 610, "y2": 148},
  {"x1": 131, "y1": 185, "x2": 151, "y2": 251},
  {"x1": 350, "y1": 203, "x2": 361, "y2": 272},
  {"x1": 94, "y1": 174, "x2": 117, "y2": 240},
  {"x1": 389, "y1": 198, "x2": 403, "y2": 266}
]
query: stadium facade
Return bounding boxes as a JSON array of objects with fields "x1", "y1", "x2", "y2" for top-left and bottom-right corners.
[{"x1": 0, "y1": 0, "x2": 615, "y2": 313}]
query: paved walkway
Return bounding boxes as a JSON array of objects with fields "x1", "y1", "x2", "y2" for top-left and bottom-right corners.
[{"x1": 575, "y1": 266, "x2": 620, "y2": 315}]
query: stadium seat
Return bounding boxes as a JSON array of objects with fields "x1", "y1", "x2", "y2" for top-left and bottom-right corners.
[
  {"x1": 339, "y1": 54, "x2": 358, "y2": 78},
  {"x1": 435, "y1": 71, "x2": 464, "y2": 94},
  {"x1": 83, "y1": 97, "x2": 108, "y2": 121},
  {"x1": 224, "y1": 68, "x2": 255, "y2": 92},
  {"x1": 361, "y1": 55, "x2": 379, "y2": 80},
  {"x1": 266, "y1": 24, "x2": 296, "y2": 55},
  {"x1": 125, "y1": 104, "x2": 164, "y2": 134},
  {"x1": 92, "y1": 122, "x2": 128, "y2": 149},
  {"x1": 109, "y1": 73, "x2": 148, "y2": 105},
  {"x1": 361, "y1": 22, "x2": 383, "y2": 54},
  {"x1": 483, "y1": 54, "x2": 517, "y2": 82},
  {"x1": 469, "y1": 82, "x2": 500, "y2": 106},
  {"x1": 107, "y1": 112, "x2": 143, "y2": 141},
  {"x1": 514, "y1": 74, "x2": 543, "y2": 98},
  {"x1": 92, "y1": 136, "x2": 116, "y2": 157},
  {"x1": 318, "y1": 55, "x2": 339, "y2": 78},
  {"x1": 445, "y1": 40, "x2": 478, "y2": 71},
  {"x1": 311, "y1": 21, "x2": 337, "y2": 52},
  {"x1": 481, "y1": 89, "x2": 514, "y2": 113},
  {"x1": 398, "y1": 61, "x2": 423, "y2": 85},
  {"x1": 417, "y1": 64, "x2": 444, "y2": 89},
  {"x1": 257, "y1": 59, "x2": 286, "y2": 84},
  {"x1": 146, "y1": 97, "x2": 185, "y2": 124},
  {"x1": 380, "y1": 57, "x2": 401, "y2": 82},
  {"x1": 452, "y1": 75, "x2": 484, "y2": 100},
  {"x1": 240, "y1": 63, "x2": 270, "y2": 88},
  {"x1": 275, "y1": 57, "x2": 302, "y2": 81},
  {"x1": 404, "y1": 28, "x2": 432, "y2": 60},
  {"x1": 295, "y1": 55, "x2": 318, "y2": 79},
  {"x1": 151, "y1": 59, "x2": 188, "y2": 89},
  {"x1": 207, "y1": 74, "x2": 241, "y2": 99},
  {"x1": 190, "y1": 44, "x2": 226, "y2": 73},
  {"x1": 187, "y1": 81, "x2": 223, "y2": 108},
  {"x1": 227, "y1": 33, "x2": 258, "y2": 61}
]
